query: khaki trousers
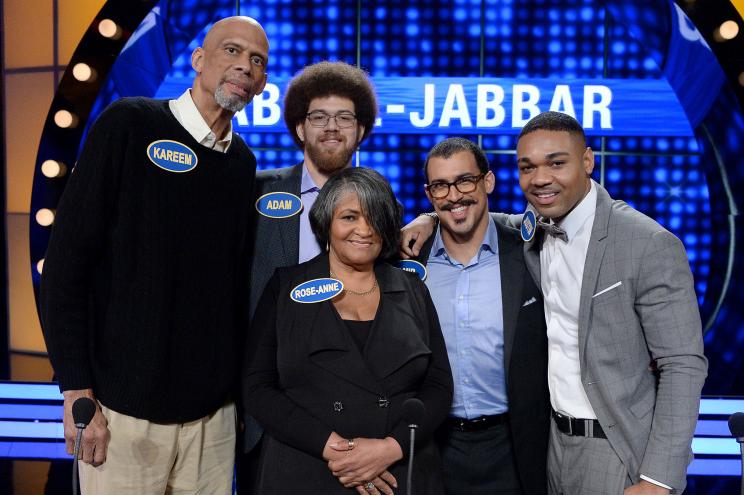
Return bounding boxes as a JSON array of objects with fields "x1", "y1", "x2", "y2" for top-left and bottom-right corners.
[{"x1": 79, "y1": 402, "x2": 236, "y2": 495}]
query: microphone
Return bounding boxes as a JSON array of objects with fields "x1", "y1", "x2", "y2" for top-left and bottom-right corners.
[
  {"x1": 71, "y1": 397, "x2": 96, "y2": 495},
  {"x1": 402, "y1": 398, "x2": 426, "y2": 495},
  {"x1": 728, "y1": 412, "x2": 744, "y2": 495}
]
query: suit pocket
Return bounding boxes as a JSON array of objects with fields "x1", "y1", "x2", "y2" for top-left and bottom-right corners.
[{"x1": 629, "y1": 390, "x2": 655, "y2": 419}]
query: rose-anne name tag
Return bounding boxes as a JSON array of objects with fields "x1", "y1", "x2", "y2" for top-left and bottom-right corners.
[
  {"x1": 256, "y1": 192, "x2": 303, "y2": 219},
  {"x1": 395, "y1": 260, "x2": 427, "y2": 281},
  {"x1": 521, "y1": 209, "x2": 537, "y2": 242},
  {"x1": 290, "y1": 278, "x2": 344, "y2": 303}
]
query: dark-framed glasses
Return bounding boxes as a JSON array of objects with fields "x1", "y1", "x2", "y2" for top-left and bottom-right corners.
[
  {"x1": 306, "y1": 111, "x2": 357, "y2": 128},
  {"x1": 425, "y1": 173, "x2": 487, "y2": 199}
]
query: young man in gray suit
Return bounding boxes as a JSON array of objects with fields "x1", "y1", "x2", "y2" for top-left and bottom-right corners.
[
  {"x1": 238, "y1": 60, "x2": 378, "y2": 492},
  {"x1": 401, "y1": 112, "x2": 707, "y2": 494},
  {"x1": 516, "y1": 112, "x2": 707, "y2": 495}
]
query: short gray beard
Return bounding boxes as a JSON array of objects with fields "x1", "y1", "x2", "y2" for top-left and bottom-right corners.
[{"x1": 215, "y1": 84, "x2": 247, "y2": 113}]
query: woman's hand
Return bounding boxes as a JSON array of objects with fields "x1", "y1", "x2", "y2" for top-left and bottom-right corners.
[{"x1": 327, "y1": 437, "x2": 403, "y2": 489}]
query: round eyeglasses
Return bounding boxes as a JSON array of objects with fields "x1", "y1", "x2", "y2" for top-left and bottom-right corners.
[
  {"x1": 305, "y1": 111, "x2": 357, "y2": 128},
  {"x1": 425, "y1": 173, "x2": 487, "y2": 199}
]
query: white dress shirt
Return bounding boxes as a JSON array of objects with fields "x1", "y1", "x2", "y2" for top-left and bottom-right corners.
[
  {"x1": 540, "y1": 181, "x2": 597, "y2": 419},
  {"x1": 168, "y1": 89, "x2": 233, "y2": 152}
]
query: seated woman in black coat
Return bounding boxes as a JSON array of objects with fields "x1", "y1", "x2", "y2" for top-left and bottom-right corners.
[{"x1": 243, "y1": 167, "x2": 453, "y2": 494}]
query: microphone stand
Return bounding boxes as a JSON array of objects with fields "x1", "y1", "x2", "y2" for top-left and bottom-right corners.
[
  {"x1": 406, "y1": 423, "x2": 418, "y2": 495},
  {"x1": 72, "y1": 424, "x2": 84, "y2": 495}
]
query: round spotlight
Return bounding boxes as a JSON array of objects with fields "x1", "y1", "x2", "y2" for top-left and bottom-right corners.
[
  {"x1": 41, "y1": 159, "x2": 68, "y2": 178},
  {"x1": 54, "y1": 110, "x2": 78, "y2": 128},
  {"x1": 719, "y1": 20, "x2": 739, "y2": 40},
  {"x1": 98, "y1": 19, "x2": 121, "y2": 39},
  {"x1": 36, "y1": 259, "x2": 45, "y2": 275},
  {"x1": 35, "y1": 208, "x2": 56, "y2": 227},
  {"x1": 72, "y1": 63, "x2": 97, "y2": 82}
]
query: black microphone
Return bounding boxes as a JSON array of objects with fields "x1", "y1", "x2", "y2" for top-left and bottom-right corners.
[
  {"x1": 402, "y1": 398, "x2": 426, "y2": 495},
  {"x1": 729, "y1": 413, "x2": 744, "y2": 495},
  {"x1": 71, "y1": 397, "x2": 96, "y2": 495}
]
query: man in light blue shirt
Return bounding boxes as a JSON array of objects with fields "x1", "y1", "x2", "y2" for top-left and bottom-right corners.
[{"x1": 416, "y1": 138, "x2": 549, "y2": 495}]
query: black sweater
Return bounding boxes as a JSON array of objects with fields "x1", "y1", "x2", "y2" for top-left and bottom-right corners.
[{"x1": 40, "y1": 97, "x2": 255, "y2": 423}]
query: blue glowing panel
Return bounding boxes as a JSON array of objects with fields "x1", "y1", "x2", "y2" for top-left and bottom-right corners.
[
  {"x1": 602, "y1": 154, "x2": 711, "y2": 305},
  {"x1": 0, "y1": 383, "x2": 62, "y2": 401},
  {"x1": 359, "y1": 1, "x2": 483, "y2": 77},
  {"x1": 0, "y1": 404, "x2": 63, "y2": 421},
  {"x1": 694, "y1": 420, "x2": 736, "y2": 437},
  {"x1": 0, "y1": 441, "x2": 69, "y2": 460},
  {"x1": 687, "y1": 459, "x2": 741, "y2": 477},
  {"x1": 0, "y1": 421, "x2": 63, "y2": 440},
  {"x1": 699, "y1": 398, "x2": 744, "y2": 416},
  {"x1": 691, "y1": 438, "x2": 740, "y2": 456},
  {"x1": 483, "y1": 0, "x2": 606, "y2": 79}
]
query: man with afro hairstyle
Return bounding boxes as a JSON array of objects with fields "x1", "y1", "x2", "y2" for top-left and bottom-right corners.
[{"x1": 237, "y1": 60, "x2": 378, "y2": 492}]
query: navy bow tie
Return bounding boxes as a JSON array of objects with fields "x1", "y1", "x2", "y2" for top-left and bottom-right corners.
[{"x1": 537, "y1": 217, "x2": 568, "y2": 242}]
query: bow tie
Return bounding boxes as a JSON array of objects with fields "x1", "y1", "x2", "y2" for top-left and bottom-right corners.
[{"x1": 537, "y1": 217, "x2": 568, "y2": 242}]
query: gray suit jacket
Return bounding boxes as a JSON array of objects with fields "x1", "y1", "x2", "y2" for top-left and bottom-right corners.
[
  {"x1": 522, "y1": 181, "x2": 707, "y2": 492},
  {"x1": 249, "y1": 163, "x2": 303, "y2": 319}
]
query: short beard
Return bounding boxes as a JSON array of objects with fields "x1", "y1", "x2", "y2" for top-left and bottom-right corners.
[
  {"x1": 305, "y1": 141, "x2": 356, "y2": 174},
  {"x1": 215, "y1": 84, "x2": 248, "y2": 113}
]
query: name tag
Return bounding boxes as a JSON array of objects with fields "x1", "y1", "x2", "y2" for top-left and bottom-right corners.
[
  {"x1": 521, "y1": 209, "x2": 536, "y2": 242},
  {"x1": 146, "y1": 140, "x2": 198, "y2": 172},
  {"x1": 256, "y1": 192, "x2": 303, "y2": 218},
  {"x1": 395, "y1": 259, "x2": 427, "y2": 281},
  {"x1": 290, "y1": 278, "x2": 344, "y2": 303}
]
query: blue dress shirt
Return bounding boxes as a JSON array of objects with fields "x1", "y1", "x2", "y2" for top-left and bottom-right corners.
[
  {"x1": 298, "y1": 165, "x2": 322, "y2": 263},
  {"x1": 425, "y1": 220, "x2": 507, "y2": 419}
]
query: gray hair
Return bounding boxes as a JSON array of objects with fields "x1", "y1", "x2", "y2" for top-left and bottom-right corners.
[{"x1": 310, "y1": 167, "x2": 402, "y2": 261}]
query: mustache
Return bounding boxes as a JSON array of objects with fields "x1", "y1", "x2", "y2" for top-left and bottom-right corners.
[{"x1": 440, "y1": 198, "x2": 476, "y2": 211}]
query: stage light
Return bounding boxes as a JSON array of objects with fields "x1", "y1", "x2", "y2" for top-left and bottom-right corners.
[
  {"x1": 36, "y1": 259, "x2": 44, "y2": 275},
  {"x1": 41, "y1": 160, "x2": 67, "y2": 178},
  {"x1": 53, "y1": 110, "x2": 77, "y2": 129},
  {"x1": 717, "y1": 20, "x2": 739, "y2": 41},
  {"x1": 738, "y1": 72, "x2": 744, "y2": 87},
  {"x1": 35, "y1": 209, "x2": 55, "y2": 227},
  {"x1": 98, "y1": 19, "x2": 121, "y2": 39},
  {"x1": 72, "y1": 63, "x2": 96, "y2": 82}
]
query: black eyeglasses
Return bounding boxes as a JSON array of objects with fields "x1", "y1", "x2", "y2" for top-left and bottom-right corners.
[
  {"x1": 425, "y1": 174, "x2": 487, "y2": 199},
  {"x1": 305, "y1": 111, "x2": 357, "y2": 128}
]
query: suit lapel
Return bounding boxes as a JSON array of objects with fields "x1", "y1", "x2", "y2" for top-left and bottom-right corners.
[
  {"x1": 496, "y1": 221, "x2": 524, "y2": 382},
  {"x1": 363, "y1": 264, "x2": 432, "y2": 379},
  {"x1": 301, "y1": 256, "x2": 382, "y2": 395},
  {"x1": 577, "y1": 182, "x2": 611, "y2": 360},
  {"x1": 270, "y1": 163, "x2": 302, "y2": 264},
  {"x1": 523, "y1": 229, "x2": 542, "y2": 288}
]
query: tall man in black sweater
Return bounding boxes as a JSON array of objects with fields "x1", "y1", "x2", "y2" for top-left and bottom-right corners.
[{"x1": 40, "y1": 16, "x2": 269, "y2": 494}]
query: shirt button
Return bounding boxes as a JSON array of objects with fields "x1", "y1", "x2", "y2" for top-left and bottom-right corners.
[
  {"x1": 464, "y1": 378, "x2": 470, "y2": 384},
  {"x1": 459, "y1": 295, "x2": 464, "y2": 300}
]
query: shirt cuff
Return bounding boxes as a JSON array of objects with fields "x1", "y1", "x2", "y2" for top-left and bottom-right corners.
[{"x1": 640, "y1": 474, "x2": 673, "y2": 491}]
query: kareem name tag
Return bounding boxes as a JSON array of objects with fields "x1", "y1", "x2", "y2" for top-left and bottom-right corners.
[
  {"x1": 290, "y1": 278, "x2": 344, "y2": 303},
  {"x1": 395, "y1": 259, "x2": 428, "y2": 281},
  {"x1": 146, "y1": 140, "x2": 198, "y2": 173},
  {"x1": 256, "y1": 192, "x2": 303, "y2": 219}
]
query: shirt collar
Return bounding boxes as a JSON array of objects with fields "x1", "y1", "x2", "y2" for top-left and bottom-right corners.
[
  {"x1": 172, "y1": 89, "x2": 233, "y2": 150},
  {"x1": 554, "y1": 179, "x2": 597, "y2": 240},
  {"x1": 300, "y1": 163, "x2": 321, "y2": 194},
  {"x1": 431, "y1": 217, "x2": 499, "y2": 265}
]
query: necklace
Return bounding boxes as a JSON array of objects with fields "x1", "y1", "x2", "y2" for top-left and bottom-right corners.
[{"x1": 330, "y1": 270, "x2": 378, "y2": 296}]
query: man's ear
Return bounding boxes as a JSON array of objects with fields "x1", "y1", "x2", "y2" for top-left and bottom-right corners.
[
  {"x1": 191, "y1": 47, "x2": 204, "y2": 73},
  {"x1": 296, "y1": 122, "x2": 305, "y2": 143}
]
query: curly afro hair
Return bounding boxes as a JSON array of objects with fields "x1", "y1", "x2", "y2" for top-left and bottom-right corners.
[{"x1": 283, "y1": 61, "x2": 378, "y2": 149}]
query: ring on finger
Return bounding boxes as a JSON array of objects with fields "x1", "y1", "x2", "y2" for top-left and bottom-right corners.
[
  {"x1": 364, "y1": 481, "x2": 375, "y2": 492},
  {"x1": 347, "y1": 438, "x2": 355, "y2": 451}
]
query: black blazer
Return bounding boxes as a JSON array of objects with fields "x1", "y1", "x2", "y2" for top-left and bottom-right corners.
[
  {"x1": 243, "y1": 254, "x2": 454, "y2": 494},
  {"x1": 249, "y1": 163, "x2": 303, "y2": 319},
  {"x1": 417, "y1": 216, "x2": 550, "y2": 495}
]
